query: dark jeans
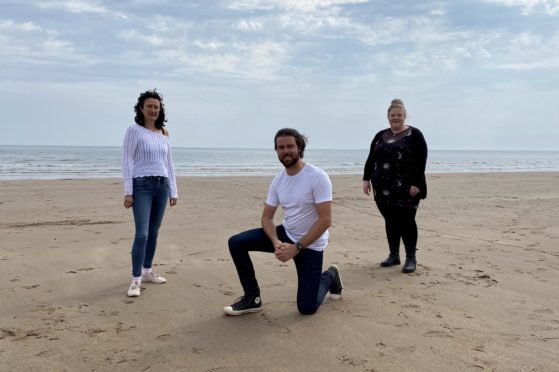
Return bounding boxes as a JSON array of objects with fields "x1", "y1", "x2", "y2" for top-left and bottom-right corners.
[
  {"x1": 376, "y1": 201, "x2": 418, "y2": 256},
  {"x1": 131, "y1": 176, "x2": 169, "y2": 277},
  {"x1": 228, "y1": 225, "x2": 333, "y2": 315}
]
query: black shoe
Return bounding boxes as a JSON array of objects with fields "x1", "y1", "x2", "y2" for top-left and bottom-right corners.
[
  {"x1": 402, "y1": 258, "x2": 417, "y2": 273},
  {"x1": 223, "y1": 295, "x2": 262, "y2": 316},
  {"x1": 380, "y1": 255, "x2": 401, "y2": 267},
  {"x1": 327, "y1": 265, "x2": 344, "y2": 300}
]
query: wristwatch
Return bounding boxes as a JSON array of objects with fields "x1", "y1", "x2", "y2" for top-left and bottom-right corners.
[{"x1": 296, "y1": 241, "x2": 305, "y2": 251}]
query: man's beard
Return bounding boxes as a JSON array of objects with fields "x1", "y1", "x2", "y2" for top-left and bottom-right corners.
[{"x1": 280, "y1": 153, "x2": 300, "y2": 168}]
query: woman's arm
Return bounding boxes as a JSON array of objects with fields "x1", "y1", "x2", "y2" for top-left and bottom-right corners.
[
  {"x1": 362, "y1": 131, "x2": 382, "y2": 195},
  {"x1": 410, "y1": 127, "x2": 428, "y2": 198},
  {"x1": 122, "y1": 126, "x2": 138, "y2": 197},
  {"x1": 165, "y1": 133, "x2": 178, "y2": 205}
]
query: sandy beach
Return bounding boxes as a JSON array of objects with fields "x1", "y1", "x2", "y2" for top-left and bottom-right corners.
[{"x1": 1, "y1": 173, "x2": 558, "y2": 371}]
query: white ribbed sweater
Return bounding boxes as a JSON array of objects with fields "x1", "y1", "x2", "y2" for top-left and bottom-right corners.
[{"x1": 122, "y1": 124, "x2": 178, "y2": 198}]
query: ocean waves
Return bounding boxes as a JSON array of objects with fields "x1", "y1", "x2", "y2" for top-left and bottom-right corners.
[{"x1": 1, "y1": 146, "x2": 558, "y2": 180}]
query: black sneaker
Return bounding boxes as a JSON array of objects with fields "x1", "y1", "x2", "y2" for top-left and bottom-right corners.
[
  {"x1": 223, "y1": 295, "x2": 262, "y2": 316},
  {"x1": 327, "y1": 265, "x2": 343, "y2": 300}
]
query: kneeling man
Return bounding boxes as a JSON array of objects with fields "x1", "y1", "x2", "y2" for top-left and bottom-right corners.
[{"x1": 224, "y1": 128, "x2": 343, "y2": 316}]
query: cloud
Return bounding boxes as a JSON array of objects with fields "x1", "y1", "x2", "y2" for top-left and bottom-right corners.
[
  {"x1": 118, "y1": 29, "x2": 169, "y2": 46},
  {"x1": 6, "y1": 0, "x2": 558, "y2": 84},
  {"x1": 116, "y1": 21, "x2": 290, "y2": 80},
  {"x1": 43, "y1": 38, "x2": 74, "y2": 52},
  {"x1": 232, "y1": 19, "x2": 264, "y2": 31},
  {"x1": 276, "y1": 7, "x2": 360, "y2": 35},
  {"x1": 429, "y1": 8, "x2": 446, "y2": 16},
  {"x1": 1, "y1": 37, "x2": 85, "y2": 66},
  {"x1": 497, "y1": 60, "x2": 559, "y2": 69},
  {"x1": 496, "y1": 30, "x2": 559, "y2": 70},
  {"x1": 483, "y1": 0, "x2": 559, "y2": 15},
  {"x1": 159, "y1": 40, "x2": 290, "y2": 80},
  {"x1": 163, "y1": 50, "x2": 241, "y2": 75},
  {"x1": 0, "y1": 19, "x2": 43, "y2": 32},
  {"x1": 144, "y1": 35, "x2": 165, "y2": 46},
  {"x1": 35, "y1": 0, "x2": 129, "y2": 19},
  {"x1": 511, "y1": 32, "x2": 542, "y2": 47},
  {"x1": 147, "y1": 16, "x2": 179, "y2": 33},
  {"x1": 194, "y1": 40, "x2": 227, "y2": 50},
  {"x1": 226, "y1": 0, "x2": 368, "y2": 12},
  {"x1": 225, "y1": 0, "x2": 372, "y2": 42},
  {"x1": 0, "y1": 18, "x2": 91, "y2": 66}
]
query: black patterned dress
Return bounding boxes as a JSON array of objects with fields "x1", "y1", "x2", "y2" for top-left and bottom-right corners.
[{"x1": 363, "y1": 126, "x2": 428, "y2": 208}]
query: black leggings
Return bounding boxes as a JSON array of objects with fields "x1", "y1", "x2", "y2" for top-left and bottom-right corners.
[{"x1": 376, "y1": 201, "x2": 418, "y2": 254}]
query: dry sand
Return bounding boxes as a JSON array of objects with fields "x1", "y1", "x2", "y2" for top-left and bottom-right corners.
[{"x1": 0, "y1": 173, "x2": 558, "y2": 371}]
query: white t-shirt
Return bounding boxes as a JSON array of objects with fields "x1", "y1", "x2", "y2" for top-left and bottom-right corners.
[{"x1": 266, "y1": 163, "x2": 333, "y2": 251}]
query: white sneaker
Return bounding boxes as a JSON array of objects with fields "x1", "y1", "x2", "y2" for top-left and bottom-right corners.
[
  {"x1": 142, "y1": 271, "x2": 167, "y2": 284},
  {"x1": 127, "y1": 280, "x2": 141, "y2": 297}
]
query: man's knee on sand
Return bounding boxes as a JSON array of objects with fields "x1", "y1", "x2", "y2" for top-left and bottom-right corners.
[{"x1": 297, "y1": 302, "x2": 318, "y2": 315}]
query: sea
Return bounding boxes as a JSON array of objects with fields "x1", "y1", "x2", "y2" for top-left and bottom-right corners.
[{"x1": 1, "y1": 145, "x2": 559, "y2": 180}]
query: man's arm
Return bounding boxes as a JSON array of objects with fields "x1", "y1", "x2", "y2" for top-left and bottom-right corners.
[
  {"x1": 275, "y1": 201, "x2": 332, "y2": 263},
  {"x1": 298, "y1": 201, "x2": 332, "y2": 248},
  {"x1": 261, "y1": 203, "x2": 282, "y2": 250}
]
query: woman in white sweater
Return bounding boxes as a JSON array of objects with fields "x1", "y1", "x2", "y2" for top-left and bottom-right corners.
[{"x1": 122, "y1": 90, "x2": 178, "y2": 297}]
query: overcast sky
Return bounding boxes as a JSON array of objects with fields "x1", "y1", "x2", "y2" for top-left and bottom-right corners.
[{"x1": 1, "y1": 0, "x2": 558, "y2": 150}]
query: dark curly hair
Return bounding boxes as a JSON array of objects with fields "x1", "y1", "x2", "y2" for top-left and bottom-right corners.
[
  {"x1": 134, "y1": 89, "x2": 167, "y2": 129},
  {"x1": 274, "y1": 128, "x2": 307, "y2": 158}
]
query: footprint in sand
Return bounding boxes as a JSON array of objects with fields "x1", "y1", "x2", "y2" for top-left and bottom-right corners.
[
  {"x1": 0, "y1": 328, "x2": 16, "y2": 339},
  {"x1": 67, "y1": 267, "x2": 95, "y2": 274},
  {"x1": 529, "y1": 324, "x2": 553, "y2": 332},
  {"x1": 7, "y1": 329, "x2": 42, "y2": 341},
  {"x1": 533, "y1": 308, "x2": 554, "y2": 314},
  {"x1": 338, "y1": 354, "x2": 369, "y2": 368},
  {"x1": 394, "y1": 345, "x2": 416, "y2": 354},
  {"x1": 204, "y1": 367, "x2": 230, "y2": 372},
  {"x1": 424, "y1": 330, "x2": 453, "y2": 338},
  {"x1": 85, "y1": 328, "x2": 105, "y2": 336},
  {"x1": 192, "y1": 347, "x2": 205, "y2": 354}
]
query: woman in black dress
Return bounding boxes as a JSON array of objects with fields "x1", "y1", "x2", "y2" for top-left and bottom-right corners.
[{"x1": 362, "y1": 99, "x2": 428, "y2": 273}]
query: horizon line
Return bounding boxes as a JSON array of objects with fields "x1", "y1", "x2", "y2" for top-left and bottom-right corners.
[{"x1": 1, "y1": 144, "x2": 558, "y2": 152}]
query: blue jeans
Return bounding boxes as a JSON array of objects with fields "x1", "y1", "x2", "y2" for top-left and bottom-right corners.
[
  {"x1": 228, "y1": 225, "x2": 334, "y2": 315},
  {"x1": 131, "y1": 176, "x2": 169, "y2": 277}
]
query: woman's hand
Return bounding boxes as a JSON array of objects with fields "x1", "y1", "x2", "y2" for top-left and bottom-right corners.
[
  {"x1": 124, "y1": 195, "x2": 133, "y2": 209},
  {"x1": 410, "y1": 185, "x2": 420, "y2": 197},
  {"x1": 169, "y1": 198, "x2": 178, "y2": 207},
  {"x1": 363, "y1": 180, "x2": 372, "y2": 195}
]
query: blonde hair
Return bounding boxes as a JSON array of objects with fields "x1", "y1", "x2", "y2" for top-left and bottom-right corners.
[{"x1": 387, "y1": 98, "x2": 406, "y2": 117}]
